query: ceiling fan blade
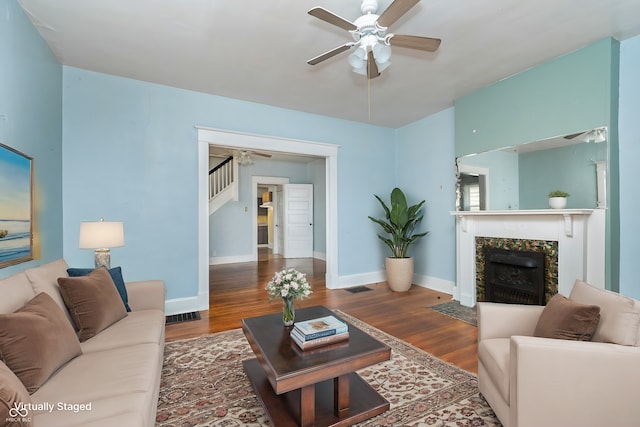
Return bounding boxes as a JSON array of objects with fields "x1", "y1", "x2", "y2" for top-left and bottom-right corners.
[
  {"x1": 564, "y1": 132, "x2": 585, "y2": 140},
  {"x1": 308, "y1": 7, "x2": 357, "y2": 31},
  {"x1": 307, "y1": 43, "x2": 354, "y2": 65},
  {"x1": 252, "y1": 151, "x2": 272, "y2": 158},
  {"x1": 367, "y1": 50, "x2": 380, "y2": 79},
  {"x1": 389, "y1": 34, "x2": 441, "y2": 52},
  {"x1": 377, "y1": 0, "x2": 420, "y2": 28}
]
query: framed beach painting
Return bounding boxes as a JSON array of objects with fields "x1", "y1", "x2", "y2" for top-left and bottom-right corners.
[{"x1": 0, "y1": 143, "x2": 33, "y2": 268}]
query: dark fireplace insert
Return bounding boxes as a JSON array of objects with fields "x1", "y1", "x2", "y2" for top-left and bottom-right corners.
[{"x1": 483, "y1": 247, "x2": 546, "y2": 305}]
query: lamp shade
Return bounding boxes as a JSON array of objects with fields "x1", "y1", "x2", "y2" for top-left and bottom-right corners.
[{"x1": 79, "y1": 220, "x2": 125, "y2": 249}]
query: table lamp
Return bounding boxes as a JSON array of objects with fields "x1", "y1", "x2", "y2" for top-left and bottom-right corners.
[{"x1": 79, "y1": 218, "x2": 124, "y2": 269}]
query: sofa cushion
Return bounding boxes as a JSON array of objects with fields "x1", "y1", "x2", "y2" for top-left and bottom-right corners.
[
  {"x1": 0, "y1": 361, "x2": 32, "y2": 427},
  {"x1": 23, "y1": 259, "x2": 73, "y2": 325},
  {"x1": 478, "y1": 338, "x2": 510, "y2": 404},
  {"x1": 31, "y1": 394, "x2": 148, "y2": 427},
  {"x1": 0, "y1": 272, "x2": 35, "y2": 314},
  {"x1": 31, "y1": 343, "x2": 161, "y2": 412},
  {"x1": 569, "y1": 280, "x2": 640, "y2": 346},
  {"x1": 80, "y1": 310, "x2": 165, "y2": 353},
  {"x1": 534, "y1": 293, "x2": 601, "y2": 341},
  {"x1": 58, "y1": 267, "x2": 127, "y2": 342},
  {"x1": 67, "y1": 266, "x2": 131, "y2": 312},
  {"x1": 0, "y1": 292, "x2": 82, "y2": 393}
]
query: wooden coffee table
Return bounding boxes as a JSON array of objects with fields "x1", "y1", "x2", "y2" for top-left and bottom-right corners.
[{"x1": 242, "y1": 305, "x2": 391, "y2": 427}]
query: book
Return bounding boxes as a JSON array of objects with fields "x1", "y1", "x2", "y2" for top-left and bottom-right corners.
[
  {"x1": 293, "y1": 315, "x2": 348, "y2": 340},
  {"x1": 290, "y1": 327, "x2": 349, "y2": 350}
]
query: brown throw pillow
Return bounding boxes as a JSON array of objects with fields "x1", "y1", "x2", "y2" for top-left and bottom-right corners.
[
  {"x1": 534, "y1": 293, "x2": 601, "y2": 341},
  {"x1": 0, "y1": 293, "x2": 82, "y2": 393},
  {"x1": 0, "y1": 361, "x2": 32, "y2": 426},
  {"x1": 58, "y1": 267, "x2": 128, "y2": 342}
]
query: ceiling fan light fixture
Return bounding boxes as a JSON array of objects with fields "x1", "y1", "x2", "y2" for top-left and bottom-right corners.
[
  {"x1": 348, "y1": 47, "x2": 367, "y2": 68},
  {"x1": 352, "y1": 64, "x2": 368, "y2": 75},
  {"x1": 237, "y1": 150, "x2": 253, "y2": 166},
  {"x1": 373, "y1": 43, "x2": 391, "y2": 63}
]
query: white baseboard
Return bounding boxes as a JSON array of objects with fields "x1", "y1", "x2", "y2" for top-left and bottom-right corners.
[
  {"x1": 335, "y1": 270, "x2": 386, "y2": 289},
  {"x1": 165, "y1": 269, "x2": 454, "y2": 314},
  {"x1": 165, "y1": 293, "x2": 209, "y2": 316},
  {"x1": 210, "y1": 254, "x2": 254, "y2": 265},
  {"x1": 313, "y1": 251, "x2": 326, "y2": 261},
  {"x1": 412, "y1": 274, "x2": 454, "y2": 296}
]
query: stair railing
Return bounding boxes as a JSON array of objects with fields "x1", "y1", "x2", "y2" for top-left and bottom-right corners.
[{"x1": 209, "y1": 156, "x2": 234, "y2": 200}]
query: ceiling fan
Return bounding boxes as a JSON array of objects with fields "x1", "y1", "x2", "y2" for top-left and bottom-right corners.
[
  {"x1": 307, "y1": 0, "x2": 441, "y2": 79},
  {"x1": 563, "y1": 127, "x2": 607, "y2": 143},
  {"x1": 210, "y1": 147, "x2": 272, "y2": 165},
  {"x1": 236, "y1": 150, "x2": 272, "y2": 166}
]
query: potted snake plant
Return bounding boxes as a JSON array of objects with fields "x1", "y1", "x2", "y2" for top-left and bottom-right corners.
[{"x1": 368, "y1": 187, "x2": 428, "y2": 291}]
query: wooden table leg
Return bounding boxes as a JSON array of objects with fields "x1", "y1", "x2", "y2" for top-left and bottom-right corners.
[
  {"x1": 300, "y1": 384, "x2": 315, "y2": 427},
  {"x1": 334, "y1": 374, "x2": 350, "y2": 418}
]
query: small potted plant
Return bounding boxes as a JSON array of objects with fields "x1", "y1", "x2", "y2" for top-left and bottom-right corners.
[
  {"x1": 368, "y1": 188, "x2": 428, "y2": 292},
  {"x1": 548, "y1": 190, "x2": 570, "y2": 209}
]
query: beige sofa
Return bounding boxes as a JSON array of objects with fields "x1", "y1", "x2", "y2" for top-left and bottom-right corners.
[
  {"x1": 0, "y1": 259, "x2": 165, "y2": 427},
  {"x1": 478, "y1": 280, "x2": 640, "y2": 427}
]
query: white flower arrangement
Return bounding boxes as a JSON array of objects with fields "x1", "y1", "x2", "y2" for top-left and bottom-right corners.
[{"x1": 266, "y1": 268, "x2": 312, "y2": 301}]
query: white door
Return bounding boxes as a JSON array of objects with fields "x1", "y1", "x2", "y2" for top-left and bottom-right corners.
[
  {"x1": 283, "y1": 184, "x2": 313, "y2": 258},
  {"x1": 273, "y1": 187, "x2": 284, "y2": 255}
]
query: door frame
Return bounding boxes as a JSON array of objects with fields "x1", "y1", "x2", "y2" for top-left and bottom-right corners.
[
  {"x1": 197, "y1": 126, "x2": 339, "y2": 311},
  {"x1": 252, "y1": 176, "x2": 289, "y2": 260}
]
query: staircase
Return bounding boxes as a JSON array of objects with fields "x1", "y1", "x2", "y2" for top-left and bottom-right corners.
[{"x1": 209, "y1": 156, "x2": 238, "y2": 214}]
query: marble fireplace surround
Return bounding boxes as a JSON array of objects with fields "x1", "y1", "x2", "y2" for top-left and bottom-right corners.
[{"x1": 451, "y1": 209, "x2": 606, "y2": 307}]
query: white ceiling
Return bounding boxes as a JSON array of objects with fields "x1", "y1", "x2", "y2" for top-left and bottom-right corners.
[{"x1": 17, "y1": 0, "x2": 640, "y2": 128}]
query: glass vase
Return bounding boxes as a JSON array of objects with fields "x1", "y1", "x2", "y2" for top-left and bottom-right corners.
[{"x1": 282, "y1": 297, "x2": 295, "y2": 326}]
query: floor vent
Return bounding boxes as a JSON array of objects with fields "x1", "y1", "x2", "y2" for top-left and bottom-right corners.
[
  {"x1": 166, "y1": 311, "x2": 201, "y2": 324},
  {"x1": 345, "y1": 286, "x2": 372, "y2": 293}
]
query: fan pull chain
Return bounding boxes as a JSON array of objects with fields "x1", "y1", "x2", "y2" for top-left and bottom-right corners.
[{"x1": 368, "y1": 74, "x2": 371, "y2": 121}]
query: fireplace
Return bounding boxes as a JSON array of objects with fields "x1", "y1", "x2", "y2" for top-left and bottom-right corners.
[
  {"x1": 483, "y1": 247, "x2": 545, "y2": 305},
  {"x1": 476, "y1": 237, "x2": 557, "y2": 305},
  {"x1": 451, "y1": 209, "x2": 605, "y2": 307}
]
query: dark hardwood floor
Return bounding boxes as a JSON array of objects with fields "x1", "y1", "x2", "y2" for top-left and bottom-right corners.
[{"x1": 165, "y1": 249, "x2": 479, "y2": 373}]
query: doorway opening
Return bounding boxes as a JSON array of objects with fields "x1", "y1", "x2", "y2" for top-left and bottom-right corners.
[
  {"x1": 457, "y1": 164, "x2": 489, "y2": 211},
  {"x1": 197, "y1": 127, "x2": 339, "y2": 313}
]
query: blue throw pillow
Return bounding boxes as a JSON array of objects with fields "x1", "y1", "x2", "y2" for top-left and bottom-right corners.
[{"x1": 66, "y1": 266, "x2": 131, "y2": 312}]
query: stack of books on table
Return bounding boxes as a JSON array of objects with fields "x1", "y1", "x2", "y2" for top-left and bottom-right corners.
[{"x1": 290, "y1": 315, "x2": 349, "y2": 350}]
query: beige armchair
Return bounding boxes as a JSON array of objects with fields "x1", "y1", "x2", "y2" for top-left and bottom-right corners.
[{"x1": 477, "y1": 280, "x2": 640, "y2": 427}]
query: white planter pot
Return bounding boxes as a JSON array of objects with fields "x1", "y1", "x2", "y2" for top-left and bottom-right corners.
[
  {"x1": 385, "y1": 257, "x2": 414, "y2": 292},
  {"x1": 549, "y1": 197, "x2": 567, "y2": 209}
]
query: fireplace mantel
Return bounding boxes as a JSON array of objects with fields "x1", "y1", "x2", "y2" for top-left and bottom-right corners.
[
  {"x1": 451, "y1": 209, "x2": 594, "y2": 237},
  {"x1": 450, "y1": 209, "x2": 605, "y2": 307}
]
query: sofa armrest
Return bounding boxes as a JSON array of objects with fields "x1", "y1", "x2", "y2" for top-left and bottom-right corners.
[
  {"x1": 477, "y1": 302, "x2": 544, "y2": 341},
  {"x1": 510, "y1": 335, "x2": 640, "y2": 427},
  {"x1": 125, "y1": 280, "x2": 166, "y2": 312}
]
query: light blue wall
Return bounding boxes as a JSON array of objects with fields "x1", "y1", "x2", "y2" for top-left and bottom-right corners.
[
  {"x1": 519, "y1": 143, "x2": 604, "y2": 209},
  {"x1": 459, "y1": 150, "x2": 520, "y2": 210},
  {"x1": 455, "y1": 38, "x2": 620, "y2": 291},
  {"x1": 619, "y1": 35, "x2": 640, "y2": 299},
  {"x1": 310, "y1": 158, "x2": 326, "y2": 255},
  {"x1": 0, "y1": 0, "x2": 63, "y2": 278},
  {"x1": 455, "y1": 38, "x2": 619, "y2": 157},
  {"x1": 394, "y1": 108, "x2": 456, "y2": 281},
  {"x1": 62, "y1": 67, "x2": 395, "y2": 299}
]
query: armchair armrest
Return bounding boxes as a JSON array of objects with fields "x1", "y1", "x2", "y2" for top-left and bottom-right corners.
[
  {"x1": 477, "y1": 302, "x2": 544, "y2": 341},
  {"x1": 510, "y1": 335, "x2": 640, "y2": 427},
  {"x1": 125, "y1": 280, "x2": 166, "y2": 312}
]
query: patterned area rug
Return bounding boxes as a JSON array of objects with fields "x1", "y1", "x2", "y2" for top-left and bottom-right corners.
[
  {"x1": 429, "y1": 301, "x2": 478, "y2": 326},
  {"x1": 156, "y1": 310, "x2": 499, "y2": 426}
]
